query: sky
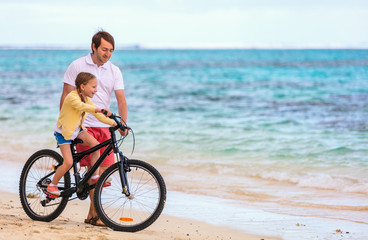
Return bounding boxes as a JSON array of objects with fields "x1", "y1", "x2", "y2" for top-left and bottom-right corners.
[{"x1": 1, "y1": 0, "x2": 368, "y2": 49}]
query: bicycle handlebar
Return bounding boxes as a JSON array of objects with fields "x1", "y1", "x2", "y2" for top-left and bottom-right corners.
[
  {"x1": 108, "y1": 113, "x2": 130, "y2": 132},
  {"x1": 105, "y1": 113, "x2": 135, "y2": 155}
]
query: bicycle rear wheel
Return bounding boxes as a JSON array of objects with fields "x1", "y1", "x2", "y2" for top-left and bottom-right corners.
[
  {"x1": 94, "y1": 159, "x2": 166, "y2": 232},
  {"x1": 19, "y1": 149, "x2": 71, "y2": 221}
]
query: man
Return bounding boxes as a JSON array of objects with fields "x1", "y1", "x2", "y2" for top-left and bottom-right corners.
[{"x1": 60, "y1": 31, "x2": 128, "y2": 226}]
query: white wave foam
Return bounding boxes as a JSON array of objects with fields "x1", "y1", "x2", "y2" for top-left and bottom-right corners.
[{"x1": 253, "y1": 170, "x2": 368, "y2": 194}]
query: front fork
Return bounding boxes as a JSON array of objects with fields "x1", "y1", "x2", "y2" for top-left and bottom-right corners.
[{"x1": 117, "y1": 151, "x2": 131, "y2": 197}]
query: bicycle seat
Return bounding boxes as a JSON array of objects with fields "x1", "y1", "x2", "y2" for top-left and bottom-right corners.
[{"x1": 72, "y1": 138, "x2": 83, "y2": 144}]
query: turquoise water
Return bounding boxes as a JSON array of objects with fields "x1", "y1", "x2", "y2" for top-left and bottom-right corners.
[
  {"x1": 1, "y1": 49, "x2": 368, "y2": 194},
  {"x1": 1, "y1": 49, "x2": 368, "y2": 238}
]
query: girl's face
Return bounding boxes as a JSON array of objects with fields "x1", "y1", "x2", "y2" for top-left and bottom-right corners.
[{"x1": 80, "y1": 78, "x2": 98, "y2": 98}]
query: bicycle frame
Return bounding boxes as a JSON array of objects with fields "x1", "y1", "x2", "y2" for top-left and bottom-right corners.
[
  {"x1": 41, "y1": 123, "x2": 131, "y2": 200},
  {"x1": 71, "y1": 137, "x2": 113, "y2": 193},
  {"x1": 21, "y1": 113, "x2": 166, "y2": 232}
]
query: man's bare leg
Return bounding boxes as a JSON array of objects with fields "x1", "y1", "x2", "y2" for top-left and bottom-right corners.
[{"x1": 85, "y1": 165, "x2": 108, "y2": 225}]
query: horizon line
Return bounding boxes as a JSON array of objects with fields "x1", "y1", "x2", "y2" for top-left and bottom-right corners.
[{"x1": 1, "y1": 43, "x2": 368, "y2": 50}]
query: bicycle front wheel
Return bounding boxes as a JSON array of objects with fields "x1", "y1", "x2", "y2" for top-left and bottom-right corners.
[
  {"x1": 94, "y1": 159, "x2": 166, "y2": 232},
  {"x1": 19, "y1": 149, "x2": 71, "y2": 221}
]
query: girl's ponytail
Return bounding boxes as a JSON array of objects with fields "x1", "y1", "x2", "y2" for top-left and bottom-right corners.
[{"x1": 75, "y1": 72, "x2": 96, "y2": 119}]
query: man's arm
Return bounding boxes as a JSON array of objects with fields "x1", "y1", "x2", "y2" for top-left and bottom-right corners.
[
  {"x1": 60, "y1": 83, "x2": 75, "y2": 110},
  {"x1": 115, "y1": 89, "x2": 128, "y2": 135}
]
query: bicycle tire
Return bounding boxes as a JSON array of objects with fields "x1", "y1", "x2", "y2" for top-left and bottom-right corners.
[
  {"x1": 94, "y1": 159, "x2": 166, "y2": 232},
  {"x1": 19, "y1": 149, "x2": 71, "y2": 221}
]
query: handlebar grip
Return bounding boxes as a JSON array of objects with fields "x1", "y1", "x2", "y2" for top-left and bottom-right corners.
[{"x1": 101, "y1": 109, "x2": 108, "y2": 115}]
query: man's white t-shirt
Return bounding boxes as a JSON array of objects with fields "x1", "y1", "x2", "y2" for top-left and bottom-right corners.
[{"x1": 63, "y1": 53, "x2": 124, "y2": 127}]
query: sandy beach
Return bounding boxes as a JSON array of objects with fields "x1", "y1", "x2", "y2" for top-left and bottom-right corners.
[
  {"x1": 0, "y1": 155, "x2": 367, "y2": 240},
  {"x1": 0, "y1": 190, "x2": 280, "y2": 240}
]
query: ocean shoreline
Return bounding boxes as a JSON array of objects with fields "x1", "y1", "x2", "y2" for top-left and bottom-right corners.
[{"x1": 1, "y1": 157, "x2": 368, "y2": 239}]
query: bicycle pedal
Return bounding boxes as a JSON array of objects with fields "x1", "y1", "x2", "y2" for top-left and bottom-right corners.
[{"x1": 46, "y1": 192, "x2": 60, "y2": 198}]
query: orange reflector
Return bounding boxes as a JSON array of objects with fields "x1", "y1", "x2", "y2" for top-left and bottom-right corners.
[
  {"x1": 52, "y1": 165, "x2": 56, "y2": 170},
  {"x1": 119, "y1": 218, "x2": 133, "y2": 222}
]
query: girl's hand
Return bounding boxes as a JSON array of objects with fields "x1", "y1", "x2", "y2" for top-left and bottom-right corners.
[{"x1": 97, "y1": 108, "x2": 112, "y2": 116}]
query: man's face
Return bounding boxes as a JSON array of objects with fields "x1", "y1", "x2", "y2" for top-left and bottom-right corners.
[{"x1": 92, "y1": 38, "x2": 114, "y2": 66}]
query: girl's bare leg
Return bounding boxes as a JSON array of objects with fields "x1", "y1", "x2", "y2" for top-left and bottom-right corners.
[{"x1": 52, "y1": 144, "x2": 73, "y2": 185}]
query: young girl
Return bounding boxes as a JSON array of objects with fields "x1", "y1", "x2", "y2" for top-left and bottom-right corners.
[{"x1": 47, "y1": 72, "x2": 116, "y2": 197}]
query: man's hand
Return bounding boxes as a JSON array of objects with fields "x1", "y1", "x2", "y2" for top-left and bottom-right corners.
[{"x1": 119, "y1": 128, "x2": 129, "y2": 136}]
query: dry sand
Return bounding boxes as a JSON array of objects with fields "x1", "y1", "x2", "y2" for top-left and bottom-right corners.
[{"x1": 0, "y1": 190, "x2": 281, "y2": 240}]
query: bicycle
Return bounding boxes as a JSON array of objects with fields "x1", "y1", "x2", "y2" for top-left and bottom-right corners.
[{"x1": 19, "y1": 113, "x2": 166, "y2": 232}]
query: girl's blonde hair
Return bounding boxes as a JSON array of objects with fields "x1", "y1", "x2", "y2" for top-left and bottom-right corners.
[{"x1": 75, "y1": 72, "x2": 96, "y2": 103}]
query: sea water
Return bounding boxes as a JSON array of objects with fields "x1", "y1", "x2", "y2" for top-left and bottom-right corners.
[{"x1": 0, "y1": 49, "x2": 368, "y2": 238}]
